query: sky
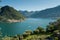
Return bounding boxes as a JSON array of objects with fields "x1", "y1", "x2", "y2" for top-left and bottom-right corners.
[{"x1": 0, "y1": 0, "x2": 60, "y2": 11}]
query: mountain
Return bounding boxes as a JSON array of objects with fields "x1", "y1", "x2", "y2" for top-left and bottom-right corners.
[
  {"x1": 19, "y1": 10, "x2": 34, "y2": 18},
  {"x1": 0, "y1": 6, "x2": 25, "y2": 22},
  {"x1": 21, "y1": 5, "x2": 60, "y2": 18}
]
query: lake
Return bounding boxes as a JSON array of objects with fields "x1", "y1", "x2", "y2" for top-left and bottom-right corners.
[{"x1": 0, "y1": 18, "x2": 56, "y2": 36}]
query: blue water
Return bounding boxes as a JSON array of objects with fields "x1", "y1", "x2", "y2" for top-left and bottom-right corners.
[{"x1": 0, "y1": 18, "x2": 56, "y2": 36}]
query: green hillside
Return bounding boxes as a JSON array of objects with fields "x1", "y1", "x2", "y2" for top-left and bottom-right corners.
[{"x1": 0, "y1": 6, "x2": 25, "y2": 22}]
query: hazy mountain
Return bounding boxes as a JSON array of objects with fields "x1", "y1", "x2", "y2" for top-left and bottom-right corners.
[
  {"x1": 19, "y1": 10, "x2": 34, "y2": 18},
  {"x1": 30, "y1": 5, "x2": 60, "y2": 18},
  {"x1": 0, "y1": 6, "x2": 24, "y2": 22},
  {"x1": 20, "y1": 5, "x2": 60, "y2": 18}
]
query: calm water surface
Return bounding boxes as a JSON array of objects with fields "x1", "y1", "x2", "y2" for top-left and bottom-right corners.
[{"x1": 0, "y1": 18, "x2": 56, "y2": 36}]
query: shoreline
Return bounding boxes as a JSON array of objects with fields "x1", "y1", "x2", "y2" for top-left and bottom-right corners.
[{"x1": 7, "y1": 19, "x2": 24, "y2": 23}]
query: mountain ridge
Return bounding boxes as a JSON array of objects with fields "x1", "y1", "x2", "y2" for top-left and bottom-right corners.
[
  {"x1": 0, "y1": 5, "x2": 25, "y2": 22},
  {"x1": 19, "y1": 5, "x2": 60, "y2": 19},
  {"x1": 30, "y1": 5, "x2": 60, "y2": 18}
]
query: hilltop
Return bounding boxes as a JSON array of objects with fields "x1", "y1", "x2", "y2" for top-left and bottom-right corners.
[{"x1": 0, "y1": 6, "x2": 25, "y2": 22}]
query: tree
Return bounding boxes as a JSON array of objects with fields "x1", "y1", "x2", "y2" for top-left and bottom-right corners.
[
  {"x1": 23, "y1": 30, "x2": 32, "y2": 38},
  {"x1": 33, "y1": 29, "x2": 39, "y2": 34},
  {"x1": 54, "y1": 37, "x2": 58, "y2": 40},
  {"x1": 46, "y1": 25, "x2": 55, "y2": 33},
  {"x1": 37, "y1": 26, "x2": 45, "y2": 33},
  {"x1": 17, "y1": 34, "x2": 23, "y2": 40},
  {"x1": 33, "y1": 27, "x2": 45, "y2": 34}
]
